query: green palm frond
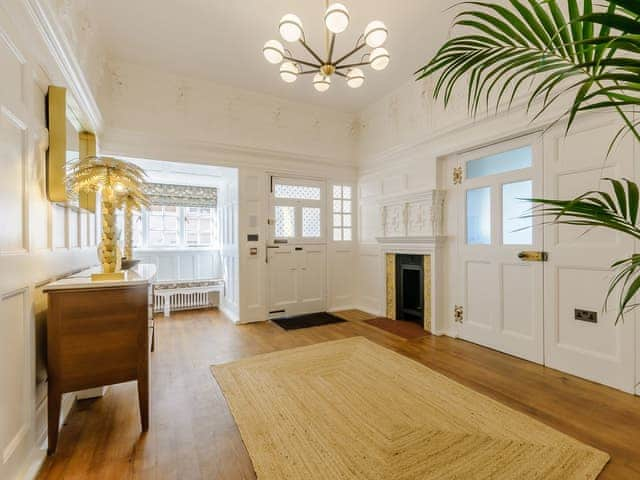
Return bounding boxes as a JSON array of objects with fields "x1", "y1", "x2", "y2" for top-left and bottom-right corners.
[
  {"x1": 415, "y1": 0, "x2": 640, "y2": 144},
  {"x1": 528, "y1": 178, "x2": 640, "y2": 323}
]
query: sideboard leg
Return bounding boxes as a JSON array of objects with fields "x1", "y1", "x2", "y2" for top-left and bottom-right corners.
[{"x1": 47, "y1": 387, "x2": 61, "y2": 455}]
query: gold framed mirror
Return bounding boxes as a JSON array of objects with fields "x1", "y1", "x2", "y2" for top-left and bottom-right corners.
[{"x1": 46, "y1": 85, "x2": 97, "y2": 212}]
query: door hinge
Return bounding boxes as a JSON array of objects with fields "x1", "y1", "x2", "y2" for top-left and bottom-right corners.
[
  {"x1": 453, "y1": 167, "x2": 463, "y2": 185},
  {"x1": 454, "y1": 305, "x2": 464, "y2": 323}
]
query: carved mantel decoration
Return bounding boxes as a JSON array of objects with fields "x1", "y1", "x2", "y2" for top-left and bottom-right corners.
[{"x1": 377, "y1": 189, "x2": 446, "y2": 242}]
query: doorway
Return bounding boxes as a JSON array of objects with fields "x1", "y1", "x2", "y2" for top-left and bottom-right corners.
[
  {"x1": 455, "y1": 135, "x2": 544, "y2": 364},
  {"x1": 267, "y1": 177, "x2": 326, "y2": 317}
]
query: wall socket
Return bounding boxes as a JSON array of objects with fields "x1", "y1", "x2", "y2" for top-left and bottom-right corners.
[{"x1": 575, "y1": 309, "x2": 598, "y2": 323}]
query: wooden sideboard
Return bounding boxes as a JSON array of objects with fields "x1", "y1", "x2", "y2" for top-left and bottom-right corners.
[{"x1": 43, "y1": 264, "x2": 156, "y2": 454}]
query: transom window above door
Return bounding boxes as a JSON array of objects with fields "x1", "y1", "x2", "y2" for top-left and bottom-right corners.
[{"x1": 271, "y1": 178, "x2": 325, "y2": 244}]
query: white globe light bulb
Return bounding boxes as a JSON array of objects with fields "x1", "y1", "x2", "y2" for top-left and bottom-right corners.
[
  {"x1": 369, "y1": 47, "x2": 390, "y2": 71},
  {"x1": 279, "y1": 14, "x2": 303, "y2": 43},
  {"x1": 364, "y1": 20, "x2": 388, "y2": 48},
  {"x1": 263, "y1": 40, "x2": 284, "y2": 64},
  {"x1": 313, "y1": 73, "x2": 331, "y2": 92},
  {"x1": 346, "y1": 68, "x2": 365, "y2": 88},
  {"x1": 280, "y1": 62, "x2": 300, "y2": 83},
  {"x1": 324, "y1": 3, "x2": 350, "y2": 34}
]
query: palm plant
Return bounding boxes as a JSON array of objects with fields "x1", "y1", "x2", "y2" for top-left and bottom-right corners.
[
  {"x1": 67, "y1": 156, "x2": 147, "y2": 273},
  {"x1": 415, "y1": 0, "x2": 640, "y2": 321}
]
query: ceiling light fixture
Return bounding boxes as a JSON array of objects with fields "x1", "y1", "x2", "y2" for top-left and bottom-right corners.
[{"x1": 263, "y1": 0, "x2": 389, "y2": 93}]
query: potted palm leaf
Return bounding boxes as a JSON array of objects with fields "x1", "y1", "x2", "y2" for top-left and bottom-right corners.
[{"x1": 416, "y1": 0, "x2": 640, "y2": 321}]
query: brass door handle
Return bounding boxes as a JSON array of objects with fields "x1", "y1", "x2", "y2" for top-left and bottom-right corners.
[{"x1": 518, "y1": 251, "x2": 548, "y2": 262}]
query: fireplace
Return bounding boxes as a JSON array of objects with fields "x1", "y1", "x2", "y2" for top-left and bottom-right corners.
[
  {"x1": 396, "y1": 255, "x2": 424, "y2": 324},
  {"x1": 385, "y1": 252, "x2": 432, "y2": 333}
]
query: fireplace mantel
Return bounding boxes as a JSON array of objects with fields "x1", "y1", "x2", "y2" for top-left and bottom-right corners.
[
  {"x1": 376, "y1": 189, "x2": 446, "y2": 241},
  {"x1": 375, "y1": 236, "x2": 446, "y2": 246}
]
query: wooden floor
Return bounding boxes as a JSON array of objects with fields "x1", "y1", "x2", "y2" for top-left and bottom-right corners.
[{"x1": 37, "y1": 309, "x2": 640, "y2": 479}]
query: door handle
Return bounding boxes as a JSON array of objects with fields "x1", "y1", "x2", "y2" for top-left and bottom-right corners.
[{"x1": 518, "y1": 251, "x2": 548, "y2": 262}]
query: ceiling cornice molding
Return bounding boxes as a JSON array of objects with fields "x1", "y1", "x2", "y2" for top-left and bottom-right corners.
[
  {"x1": 100, "y1": 128, "x2": 358, "y2": 179},
  {"x1": 22, "y1": 0, "x2": 103, "y2": 132}
]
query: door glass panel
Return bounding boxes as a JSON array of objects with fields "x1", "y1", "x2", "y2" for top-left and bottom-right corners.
[
  {"x1": 302, "y1": 207, "x2": 321, "y2": 238},
  {"x1": 333, "y1": 228, "x2": 342, "y2": 241},
  {"x1": 466, "y1": 146, "x2": 532, "y2": 179},
  {"x1": 275, "y1": 206, "x2": 295, "y2": 237},
  {"x1": 274, "y1": 184, "x2": 321, "y2": 200},
  {"x1": 502, "y1": 180, "x2": 533, "y2": 245},
  {"x1": 467, "y1": 187, "x2": 491, "y2": 245}
]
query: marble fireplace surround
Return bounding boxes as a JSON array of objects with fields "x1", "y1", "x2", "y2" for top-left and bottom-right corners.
[{"x1": 375, "y1": 189, "x2": 446, "y2": 335}]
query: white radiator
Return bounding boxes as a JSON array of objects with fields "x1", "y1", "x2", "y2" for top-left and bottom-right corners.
[{"x1": 153, "y1": 282, "x2": 224, "y2": 317}]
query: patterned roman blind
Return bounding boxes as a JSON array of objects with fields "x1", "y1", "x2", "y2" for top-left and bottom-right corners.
[{"x1": 143, "y1": 183, "x2": 217, "y2": 208}]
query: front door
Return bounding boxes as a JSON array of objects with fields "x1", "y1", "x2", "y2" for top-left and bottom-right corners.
[
  {"x1": 457, "y1": 136, "x2": 544, "y2": 363},
  {"x1": 267, "y1": 177, "x2": 326, "y2": 317}
]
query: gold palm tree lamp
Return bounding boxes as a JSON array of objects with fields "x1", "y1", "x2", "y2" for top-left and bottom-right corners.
[
  {"x1": 117, "y1": 191, "x2": 150, "y2": 261},
  {"x1": 66, "y1": 156, "x2": 147, "y2": 280}
]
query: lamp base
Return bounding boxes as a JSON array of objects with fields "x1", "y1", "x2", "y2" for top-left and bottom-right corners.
[{"x1": 91, "y1": 272, "x2": 125, "y2": 281}]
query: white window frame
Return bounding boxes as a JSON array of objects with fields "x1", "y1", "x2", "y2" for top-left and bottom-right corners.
[
  {"x1": 330, "y1": 183, "x2": 353, "y2": 242},
  {"x1": 269, "y1": 177, "x2": 326, "y2": 245}
]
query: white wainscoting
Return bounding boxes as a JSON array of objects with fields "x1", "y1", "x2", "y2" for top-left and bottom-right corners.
[
  {"x1": 0, "y1": 4, "x2": 99, "y2": 479},
  {"x1": 134, "y1": 248, "x2": 222, "y2": 282}
]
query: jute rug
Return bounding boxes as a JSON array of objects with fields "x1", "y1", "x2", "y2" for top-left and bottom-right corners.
[{"x1": 211, "y1": 337, "x2": 609, "y2": 479}]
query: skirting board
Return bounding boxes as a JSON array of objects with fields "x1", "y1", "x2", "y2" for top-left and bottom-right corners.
[{"x1": 24, "y1": 392, "x2": 76, "y2": 480}]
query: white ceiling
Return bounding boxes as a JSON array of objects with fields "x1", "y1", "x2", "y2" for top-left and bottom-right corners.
[{"x1": 89, "y1": 1, "x2": 454, "y2": 112}]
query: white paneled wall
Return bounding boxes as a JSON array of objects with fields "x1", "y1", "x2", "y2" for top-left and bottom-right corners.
[
  {"x1": 135, "y1": 249, "x2": 222, "y2": 282},
  {"x1": 0, "y1": 3, "x2": 99, "y2": 479}
]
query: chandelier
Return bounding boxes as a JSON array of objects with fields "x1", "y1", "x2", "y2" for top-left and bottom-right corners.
[{"x1": 262, "y1": 1, "x2": 389, "y2": 92}]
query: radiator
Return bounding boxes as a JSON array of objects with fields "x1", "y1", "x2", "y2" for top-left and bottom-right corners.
[
  {"x1": 153, "y1": 282, "x2": 224, "y2": 317},
  {"x1": 153, "y1": 291, "x2": 212, "y2": 313}
]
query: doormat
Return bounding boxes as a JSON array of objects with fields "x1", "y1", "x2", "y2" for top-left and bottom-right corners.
[{"x1": 272, "y1": 312, "x2": 346, "y2": 330}]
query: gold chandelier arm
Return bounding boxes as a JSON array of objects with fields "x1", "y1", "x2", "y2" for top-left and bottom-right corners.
[
  {"x1": 298, "y1": 38, "x2": 325, "y2": 65},
  {"x1": 335, "y1": 60, "x2": 370, "y2": 69},
  {"x1": 333, "y1": 41, "x2": 366, "y2": 66},
  {"x1": 327, "y1": 33, "x2": 336, "y2": 64},
  {"x1": 283, "y1": 56, "x2": 322, "y2": 69},
  {"x1": 299, "y1": 69, "x2": 320, "y2": 75},
  {"x1": 334, "y1": 71, "x2": 347, "y2": 78}
]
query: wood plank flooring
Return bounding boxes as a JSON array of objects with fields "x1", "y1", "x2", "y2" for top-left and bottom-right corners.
[{"x1": 37, "y1": 309, "x2": 640, "y2": 479}]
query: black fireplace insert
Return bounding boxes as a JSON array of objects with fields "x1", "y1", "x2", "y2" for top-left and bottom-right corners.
[{"x1": 395, "y1": 254, "x2": 424, "y2": 326}]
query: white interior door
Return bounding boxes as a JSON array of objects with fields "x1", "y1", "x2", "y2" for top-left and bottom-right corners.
[
  {"x1": 267, "y1": 177, "x2": 326, "y2": 317},
  {"x1": 543, "y1": 115, "x2": 636, "y2": 392},
  {"x1": 457, "y1": 136, "x2": 544, "y2": 363}
]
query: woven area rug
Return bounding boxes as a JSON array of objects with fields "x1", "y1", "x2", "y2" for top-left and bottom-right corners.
[{"x1": 211, "y1": 337, "x2": 609, "y2": 480}]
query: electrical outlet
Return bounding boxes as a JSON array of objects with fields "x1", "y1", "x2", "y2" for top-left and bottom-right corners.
[{"x1": 575, "y1": 309, "x2": 597, "y2": 324}]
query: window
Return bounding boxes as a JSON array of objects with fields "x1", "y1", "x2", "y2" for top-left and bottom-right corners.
[
  {"x1": 502, "y1": 180, "x2": 532, "y2": 245},
  {"x1": 149, "y1": 206, "x2": 179, "y2": 246},
  {"x1": 185, "y1": 207, "x2": 217, "y2": 246},
  {"x1": 332, "y1": 185, "x2": 352, "y2": 241},
  {"x1": 467, "y1": 187, "x2": 491, "y2": 245},
  {"x1": 466, "y1": 146, "x2": 532, "y2": 180},
  {"x1": 271, "y1": 178, "x2": 324, "y2": 242}
]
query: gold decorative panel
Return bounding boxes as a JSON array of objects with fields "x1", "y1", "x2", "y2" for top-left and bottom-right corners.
[
  {"x1": 423, "y1": 255, "x2": 432, "y2": 333},
  {"x1": 385, "y1": 253, "x2": 396, "y2": 320},
  {"x1": 46, "y1": 86, "x2": 67, "y2": 203},
  {"x1": 78, "y1": 131, "x2": 97, "y2": 212}
]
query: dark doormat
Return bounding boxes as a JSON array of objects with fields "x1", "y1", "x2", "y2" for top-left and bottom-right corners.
[
  {"x1": 364, "y1": 318, "x2": 427, "y2": 340},
  {"x1": 272, "y1": 312, "x2": 346, "y2": 330}
]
